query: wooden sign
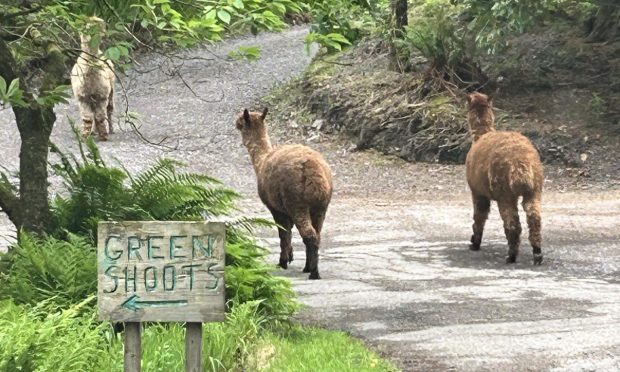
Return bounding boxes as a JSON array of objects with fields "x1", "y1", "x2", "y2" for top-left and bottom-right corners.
[{"x1": 97, "y1": 221, "x2": 226, "y2": 323}]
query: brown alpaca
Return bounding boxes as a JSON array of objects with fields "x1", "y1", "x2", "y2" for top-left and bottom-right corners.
[
  {"x1": 235, "y1": 108, "x2": 333, "y2": 279},
  {"x1": 465, "y1": 92, "x2": 544, "y2": 265}
]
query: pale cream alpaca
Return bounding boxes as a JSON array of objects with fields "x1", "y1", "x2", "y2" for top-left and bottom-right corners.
[{"x1": 71, "y1": 16, "x2": 115, "y2": 141}]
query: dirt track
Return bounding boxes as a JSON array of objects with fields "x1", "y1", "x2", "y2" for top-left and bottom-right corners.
[{"x1": 1, "y1": 27, "x2": 619, "y2": 371}]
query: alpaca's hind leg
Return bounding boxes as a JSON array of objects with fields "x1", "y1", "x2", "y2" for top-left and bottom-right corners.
[
  {"x1": 310, "y1": 207, "x2": 327, "y2": 241},
  {"x1": 106, "y1": 88, "x2": 114, "y2": 134},
  {"x1": 498, "y1": 198, "x2": 522, "y2": 263},
  {"x1": 94, "y1": 104, "x2": 109, "y2": 141},
  {"x1": 305, "y1": 208, "x2": 327, "y2": 274},
  {"x1": 270, "y1": 209, "x2": 293, "y2": 269},
  {"x1": 294, "y1": 213, "x2": 320, "y2": 280},
  {"x1": 80, "y1": 107, "x2": 94, "y2": 139},
  {"x1": 523, "y1": 194, "x2": 543, "y2": 265},
  {"x1": 470, "y1": 194, "x2": 490, "y2": 251}
]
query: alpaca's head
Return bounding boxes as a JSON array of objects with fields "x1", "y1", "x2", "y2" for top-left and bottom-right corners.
[
  {"x1": 466, "y1": 92, "x2": 495, "y2": 141},
  {"x1": 80, "y1": 16, "x2": 107, "y2": 54},
  {"x1": 235, "y1": 108, "x2": 269, "y2": 146}
]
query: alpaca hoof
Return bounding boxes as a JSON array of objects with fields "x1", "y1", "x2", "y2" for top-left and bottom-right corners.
[
  {"x1": 309, "y1": 272, "x2": 321, "y2": 280},
  {"x1": 288, "y1": 254, "x2": 293, "y2": 263},
  {"x1": 533, "y1": 254, "x2": 543, "y2": 265},
  {"x1": 302, "y1": 266, "x2": 311, "y2": 273},
  {"x1": 470, "y1": 235, "x2": 481, "y2": 251},
  {"x1": 278, "y1": 261, "x2": 288, "y2": 269},
  {"x1": 505, "y1": 255, "x2": 517, "y2": 264},
  {"x1": 97, "y1": 136, "x2": 108, "y2": 141}
]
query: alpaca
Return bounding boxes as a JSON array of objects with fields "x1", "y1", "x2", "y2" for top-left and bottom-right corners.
[
  {"x1": 465, "y1": 92, "x2": 544, "y2": 265},
  {"x1": 235, "y1": 108, "x2": 333, "y2": 279},
  {"x1": 71, "y1": 16, "x2": 115, "y2": 141}
]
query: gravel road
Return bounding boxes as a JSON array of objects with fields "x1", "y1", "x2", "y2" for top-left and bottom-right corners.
[{"x1": 1, "y1": 27, "x2": 619, "y2": 372}]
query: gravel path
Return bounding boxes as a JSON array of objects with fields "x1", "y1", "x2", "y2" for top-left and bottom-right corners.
[{"x1": 1, "y1": 27, "x2": 620, "y2": 372}]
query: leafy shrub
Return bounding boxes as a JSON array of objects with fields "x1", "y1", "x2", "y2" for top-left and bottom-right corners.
[
  {"x1": 0, "y1": 233, "x2": 96, "y2": 310},
  {"x1": 306, "y1": 0, "x2": 380, "y2": 52},
  {"x1": 0, "y1": 297, "x2": 270, "y2": 372},
  {"x1": 226, "y1": 231, "x2": 300, "y2": 323},
  {"x1": 455, "y1": 0, "x2": 571, "y2": 54},
  {"x1": 0, "y1": 297, "x2": 110, "y2": 372},
  {"x1": 403, "y1": 0, "x2": 468, "y2": 71},
  {"x1": 50, "y1": 139, "x2": 238, "y2": 242},
  {"x1": 66, "y1": 0, "x2": 305, "y2": 48}
]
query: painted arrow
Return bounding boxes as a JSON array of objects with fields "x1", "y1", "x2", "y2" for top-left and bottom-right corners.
[{"x1": 121, "y1": 294, "x2": 188, "y2": 311}]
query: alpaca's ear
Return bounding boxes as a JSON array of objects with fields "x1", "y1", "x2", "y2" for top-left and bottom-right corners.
[
  {"x1": 466, "y1": 94, "x2": 473, "y2": 104},
  {"x1": 487, "y1": 96, "x2": 493, "y2": 107},
  {"x1": 243, "y1": 109, "x2": 251, "y2": 126},
  {"x1": 261, "y1": 107, "x2": 268, "y2": 121}
]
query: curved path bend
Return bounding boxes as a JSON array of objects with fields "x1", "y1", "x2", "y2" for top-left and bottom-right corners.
[{"x1": 1, "y1": 27, "x2": 619, "y2": 372}]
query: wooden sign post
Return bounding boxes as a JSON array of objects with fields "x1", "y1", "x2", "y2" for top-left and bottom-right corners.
[{"x1": 98, "y1": 221, "x2": 226, "y2": 372}]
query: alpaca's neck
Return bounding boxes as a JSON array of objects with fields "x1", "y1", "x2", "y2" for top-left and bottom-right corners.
[
  {"x1": 80, "y1": 39, "x2": 101, "y2": 58},
  {"x1": 471, "y1": 124, "x2": 495, "y2": 142},
  {"x1": 246, "y1": 133, "x2": 273, "y2": 173},
  {"x1": 469, "y1": 110, "x2": 495, "y2": 142}
]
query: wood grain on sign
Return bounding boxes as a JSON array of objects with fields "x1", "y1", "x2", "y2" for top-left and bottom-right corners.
[{"x1": 97, "y1": 221, "x2": 226, "y2": 322}]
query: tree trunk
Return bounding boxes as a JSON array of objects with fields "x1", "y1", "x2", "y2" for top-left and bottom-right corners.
[
  {"x1": 389, "y1": 0, "x2": 409, "y2": 72},
  {"x1": 393, "y1": 0, "x2": 408, "y2": 31},
  {"x1": 0, "y1": 38, "x2": 57, "y2": 235},
  {"x1": 14, "y1": 106, "x2": 55, "y2": 233},
  {"x1": 586, "y1": 4, "x2": 620, "y2": 42}
]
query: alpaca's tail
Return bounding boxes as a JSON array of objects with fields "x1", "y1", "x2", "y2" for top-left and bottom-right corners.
[{"x1": 508, "y1": 160, "x2": 537, "y2": 196}]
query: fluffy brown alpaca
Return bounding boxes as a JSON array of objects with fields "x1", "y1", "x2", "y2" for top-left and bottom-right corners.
[
  {"x1": 465, "y1": 92, "x2": 544, "y2": 265},
  {"x1": 236, "y1": 108, "x2": 333, "y2": 279},
  {"x1": 71, "y1": 16, "x2": 115, "y2": 141}
]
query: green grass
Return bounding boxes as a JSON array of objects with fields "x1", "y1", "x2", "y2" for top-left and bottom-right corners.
[{"x1": 261, "y1": 327, "x2": 400, "y2": 372}]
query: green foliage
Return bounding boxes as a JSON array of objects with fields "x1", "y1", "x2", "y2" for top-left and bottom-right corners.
[
  {"x1": 454, "y1": 0, "x2": 571, "y2": 53},
  {"x1": 403, "y1": 0, "x2": 468, "y2": 70},
  {"x1": 63, "y1": 0, "x2": 305, "y2": 47},
  {"x1": 264, "y1": 326, "x2": 401, "y2": 372},
  {"x1": 589, "y1": 93, "x2": 606, "y2": 116},
  {"x1": 0, "y1": 233, "x2": 97, "y2": 310},
  {"x1": 226, "y1": 231, "x2": 300, "y2": 323},
  {"x1": 0, "y1": 298, "x2": 268, "y2": 372},
  {"x1": 0, "y1": 297, "x2": 110, "y2": 372},
  {"x1": 0, "y1": 77, "x2": 27, "y2": 108},
  {"x1": 306, "y1": 0, "x2": 382, "y2": 52},
  {"x1": 50, "y1": 137, "x2": 238, "y2": 242},
  {"x1": 229, "y1": 45, "x2": 262, "y2": 61},
  {"x1": 306, "y1": 32, "x2": 352, "y2": 52}
]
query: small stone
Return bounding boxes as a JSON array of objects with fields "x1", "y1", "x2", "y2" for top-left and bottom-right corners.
[
  {"x1": 307, "y1": 133, "x2": 320, "y2": 142},
  {"x1": 311, "y1": 119, "x2": 324, "y2": 130}
]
